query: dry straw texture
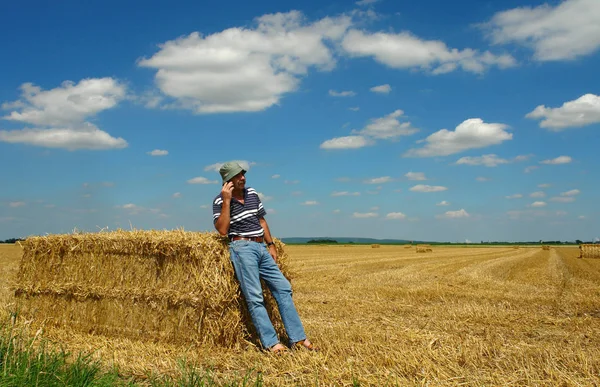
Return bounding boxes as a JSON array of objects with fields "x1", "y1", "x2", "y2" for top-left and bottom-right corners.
[
  {"x1": 13, "y1": 230, "x2": 291, "y2": 348},
  {"x1": 3, "y1": 243, "x2": 600, "y2": 385},
  {"x1": 416, "y1": 244, "x2": 433, "y2": 253},
  {"x1": 581, "y1": 244, "x2": 600, "y2": 258}
]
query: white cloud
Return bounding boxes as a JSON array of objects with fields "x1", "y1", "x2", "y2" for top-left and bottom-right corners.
[
  {"x1": 405, "y1": 172, "x2": 427, "y2": 181},
  {"x1": 386, "y1": 212, "x2": 406, "y2": 220},
  {"x1": 455, "y1": 154, "x2": 510, "y2": 167},
  {"x1": 530, "y1": 191, "x2": 546, "y2": 198},
  {"x1": 0, "y1": 124, "x2": 127, "y2": 150},
  {"x1": 172, "y1": 192, "x2": 182, "y2": 198},
  {"x1": 578, "y1": 215, "x2": 586, "y2": 219},
  {"x1": 540, "y1": 156, "x2": 572, "y2": 165},
  {"x1": 285, "y1": 180, "x2": 300, "y2": 185},
  {"x1": 353, "y1": 212, "x2": 378, "y2": 218},
  {"x1": 320, "y1": 135, "x2": 372, "y2": 150},
  {"x1": 364, "y1": 176, "x2": 392, "y2": 184},
  {"x1": 348, "y1": 107, "x2": 360, "y2": 111},
  {"x1": 329, "y1": 90, "x2": 356, "y2": 97},
  {"x1": 204, "y1": 160, "x2": 254, "y2": 172},
  {"x1": 301, "y1": 200, "x2": 319, "y2": 205},
  {"x1": 505, "y1": 194, "x2": 522, "y2": 199},
  {"x1": 556, "y1": 211, "x2": 568, "y2": 216},
  {"x1": 410, "y1": 184, "x2": 447, "y2": 192},
  {"x1": 436, "y1": 200, "x2": 450, "y2": 206},
  {"x1": 437, "y1": 209, "x2": 470, "y2": 219},
  {"x1": 331, "y1": 191, "x2": 361, "y2": 196},
  {"x1": 354, "y1": 109, "x2": 419, "y2": 140},
  {"x1": 271, "y1": 174, "x2": 280, "y2": 179},
  {"x1": 513, "y1": 155, "x2": 531, "y2": 162},
  {"x1": 550, "y1": 196, "x2": 576, "y2": 203},
  {"x1": 370, "y1": 84, "x2": 391, "y2": 94},
  {"x1": 483, "y1": 0, "x2": 600, "y2": 61},
  {"x1": 526, "y1": 94, "x2": 600, "y2": 130},
  {"x1": 117, "y1": 203, "x2": 144, "y2": 215},
  {"x1": 524, "y1": 166, "x2": 539, "y2": 173},
  {"x1": 333, "y1": 209, "x2": 341, "y2": 213},
  {"x1": 187, "y1": 176, "x2": 218, "y2": 184},
  {"x1": 456, "y1": 154, "x2": 530, "y2": 167},
  {"x1": 538, "y1": 183, "x2": 551, "y2": 188},
  {"x1": 3, "y1": 78, "x2": 126, "y2": 126},
  {"x1": 138, "y1": 11, "x2": 352, "y2": 113},
  {"x1": 530, "y1": 201, "x2": 547, "y2": 207},
  {"x1": 148, "y1": 149, "x2": 168, "y2": 156},
  {"x1": 404, "y1": 118, "x2": 512, "y2": 157},
  {"x1": 476, "y1": 177, "x2": 490, "y2": 182},
  {"x1": 561, "y1": 189, "x2": 580, "y2": 197},
  {"x1": 267, "y1": 208, "x2": 276, "y2": 214},
  {"x1": 257, "y1": 192, "x2": 273, "y2": 201},
  {"x1": 342, "y1": 29, "x2": 516, "y2": 74},
  {"x1": 9, "y1": 201, "x2": 26, "y2": 208},
  {"x1": 1, "y1": 78, "x2": 127, "y2": 150},
  {"x1": 200, "y1": 205, "x2": 209, "y2": 209}
]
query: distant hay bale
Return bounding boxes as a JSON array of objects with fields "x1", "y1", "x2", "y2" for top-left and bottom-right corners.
[
  {"x1": 580, "y1": 244, "x2": 600, "y2": 259},
  {"x1": 416, "y1": 244, "x2": 432, "y2": 253},
  {"x1": 513, "y1": 246, "x2": 520, "y2": 249},
  {"x1": 13, "y1": 230, "x2": 292, "y2": 348},
  {"x1": 404, "y1": 245, "x2": 413, "y2": 249},
  {"x1": 371, "y1": 244, "x2": 380, "y2": 248},
  {"x1": 542, "y1": 245, "x2": 550, "y2": 250}
]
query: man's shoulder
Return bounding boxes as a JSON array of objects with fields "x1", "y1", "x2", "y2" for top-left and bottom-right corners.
[{"x1": 213, "y1": 192, "x2": 223, "y2": 205}]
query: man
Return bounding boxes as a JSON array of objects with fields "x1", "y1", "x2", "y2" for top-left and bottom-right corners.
[{"x1": 212, "y1": 161, "x2": 317, "y2": 353}]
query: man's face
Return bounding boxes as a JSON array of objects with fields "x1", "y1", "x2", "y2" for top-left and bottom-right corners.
[{"x1": 229, "y1": 171, "x2": 246, "y2": 190}]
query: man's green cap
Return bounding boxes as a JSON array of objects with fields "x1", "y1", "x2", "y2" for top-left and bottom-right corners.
[{"x1": 219, "y1": 162, "x2": 246, "y2": 183}]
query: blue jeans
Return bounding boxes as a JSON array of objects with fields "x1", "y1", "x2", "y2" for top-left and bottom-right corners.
[{"x1": 229, "y1": 240, "x2": 306, "y2": 348}]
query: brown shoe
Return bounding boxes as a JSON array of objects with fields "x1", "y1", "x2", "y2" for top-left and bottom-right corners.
[
  {"x1": 294, "y1": 339, "x2": 319, "y2": 352},
  {"x1": 269, "y1": 343, "x2": 289, "y2": 354}
]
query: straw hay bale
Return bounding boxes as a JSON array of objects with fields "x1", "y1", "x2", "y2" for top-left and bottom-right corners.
[
  {"x1": 580, "y1": 244, "x2": 600, "y2": 259},
  {"x1": 404, "y1": 245, "x2": 412, "y2": 249},
  {"x1": 542, "y1": 245, "x2": 550, "y2": 250},
  {"x1": 416, "y1": 244, "x2": 433, "y2": 253},
  {"x1": 371, "y1": 244, "x2": 380, "y2": 248},
  {"x1": 13, "y1": 230, "x2": 292, "y2": 348}
]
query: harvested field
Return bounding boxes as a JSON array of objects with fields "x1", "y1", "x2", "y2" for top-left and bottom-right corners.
[{"x1": 1, "y1": 243, "x2": 600, "y2": 386}]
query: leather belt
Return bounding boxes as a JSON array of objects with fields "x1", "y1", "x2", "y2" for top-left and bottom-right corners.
[{"x1": 230, "y1": 235, "x2": 264, "y2": 243}]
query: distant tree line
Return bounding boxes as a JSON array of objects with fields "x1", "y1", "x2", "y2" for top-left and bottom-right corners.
[
  {"x1": 0, "y1": 238, "x2": 25, "y2": 244},
  {"x1": 307, "y1": 239, "x2": 338, "y2": 244}
]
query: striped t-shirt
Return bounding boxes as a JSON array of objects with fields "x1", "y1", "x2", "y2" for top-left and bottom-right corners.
[{"x1": 212, "y1": 187, "x2": 266, "y2": 238}]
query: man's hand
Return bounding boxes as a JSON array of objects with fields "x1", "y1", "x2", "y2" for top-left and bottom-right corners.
[
  {"x1": 268, "y1": 244, "x2": 278, "y2": 262},
  {"x1": 221, "y1": 182, "x2": 234, "y2": 202}
]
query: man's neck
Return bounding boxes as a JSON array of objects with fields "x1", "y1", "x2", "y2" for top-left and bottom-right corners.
[{"x1": 232, "y1": 188, "x2": 244, "y2": 199}]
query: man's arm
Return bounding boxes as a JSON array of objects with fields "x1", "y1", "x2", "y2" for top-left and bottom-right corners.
[
  {"x1": 214, "y1": 182, "x2": 233, "y2": 235},
  {"x1": 259, "y1": 217, "x2": 278, "y2": 261}
]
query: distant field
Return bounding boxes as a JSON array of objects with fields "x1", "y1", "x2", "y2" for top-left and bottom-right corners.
[{"x1": 1, "y1": 243, "x2": 599, "y2": 385}]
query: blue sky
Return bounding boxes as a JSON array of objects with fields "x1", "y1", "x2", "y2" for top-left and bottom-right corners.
[{"x1": 1, "y1": 0, "x2": 599, "y2": 242}]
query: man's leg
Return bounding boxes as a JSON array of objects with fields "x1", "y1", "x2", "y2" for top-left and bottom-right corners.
[
  {"x1": 229, "y1": 241, "x2": 279, "y2": 349},
  {"x1": 258, "y1": 245, "x2": 307, "y2": 346}
]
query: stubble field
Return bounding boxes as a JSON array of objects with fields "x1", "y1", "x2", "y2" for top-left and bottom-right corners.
[{"x1": 1, "y1": 243, "x2": 600, "y2": 386}]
